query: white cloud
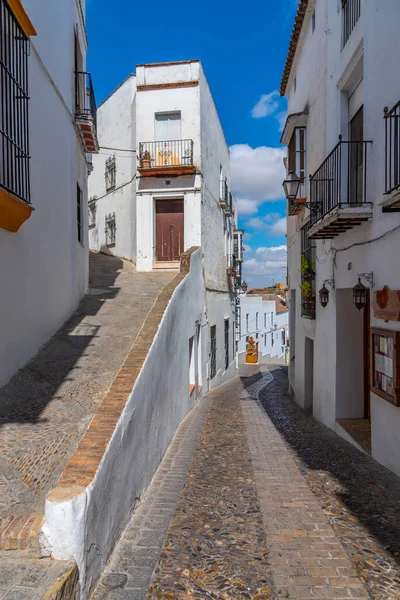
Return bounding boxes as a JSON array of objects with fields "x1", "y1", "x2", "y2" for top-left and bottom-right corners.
[
  {"x1": 251, "y1": 90, "x2": 280, "y2": 119},
  {"x1": 242, "y1": 245, "x2": 287, "y2": 287},
  {"x1": 236, "y1": 198, "x2": 260, "y2": 215},
  {"x1": 268, "y1": 217, "x2": 287, "y2": 236},
  {"x1": 230, "y1": 144, "x2": 286, "y2": 207},
  {"x1": 277, "y1": 111, "x2": 288, "y2": 132},
  {"x1": 246, "y1": 217, "x2": 265, "y2": 230}
]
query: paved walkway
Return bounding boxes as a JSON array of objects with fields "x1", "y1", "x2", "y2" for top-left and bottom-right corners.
[
  {"x1": 92, "y1": 366, "x2": 400, "y2": 600},
  {"x1": 0, "y1": 253, "x2": 174, "y2": 523}
]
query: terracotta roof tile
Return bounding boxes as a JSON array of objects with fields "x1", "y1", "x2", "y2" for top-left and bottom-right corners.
[{"x1": 280, "y1": 0, "x2": 309, "y2": 97}]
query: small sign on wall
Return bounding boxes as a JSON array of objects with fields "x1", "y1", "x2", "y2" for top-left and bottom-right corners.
[{"x1": 371, "y1": 328, "x2": 400, "y2": 406}]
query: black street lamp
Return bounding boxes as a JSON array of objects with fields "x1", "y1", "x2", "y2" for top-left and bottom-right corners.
[
  {"x1": 319, "y1": 279, "x2": 334, "y2": 308},
  {"x1": 241, "y1": 281, "x2": 248, "y2": 293},
  {"x1": 352, "y1": 273, "x2": 373, "y2": 310},
  {"x1": 283, "y1": 171, "x2": 301, "y2": 202}
]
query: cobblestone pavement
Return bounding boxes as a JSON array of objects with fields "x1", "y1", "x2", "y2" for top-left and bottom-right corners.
[
  {"x1": 259, "y1": 366, "x2": 400, "y2": 599},
  {"x1": 0, "y1": 252, "x2": 174, "y2": 519},
  {"x1": 0, "y1": 557, "x2": 75, "y2": 600},
  {"x1": 91, "y1": 367, "x2": 400, "y2": 600}
]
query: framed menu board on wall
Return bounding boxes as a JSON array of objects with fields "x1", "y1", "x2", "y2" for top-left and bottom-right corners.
[{"x1": 371, "y1": 328, "x2": 400, "y2": 406}]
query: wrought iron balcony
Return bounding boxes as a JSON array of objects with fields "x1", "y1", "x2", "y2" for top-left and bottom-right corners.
[
  {"x1": 75, "y1": 71, "x2": 99, "y2": 154},
  {"x1": 383, "y1": 101, "x2": 400, "y2": 211},
  {"x1": 227, "y1": 254, "x2": 241, "y2": 283},
  {"x1": 219, "y1": 180, "x2": 234, "y2": 216},
  {"x1": 309, "y1": 136, "x2": 372, "y2": 239},
  {"x1": 138, "y1": 139, "x2": 195, "y2": 176},
  {"x1": 342, "y1": 0, "x2": 361, "y2": 48}
]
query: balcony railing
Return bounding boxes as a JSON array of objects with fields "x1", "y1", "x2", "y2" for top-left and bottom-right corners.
[
  {"x1": 75, "y1": 71, "x2": 97, "y2": 127},
  {"x1": 220, "y1": 179, "x2": 228, "y2": 206},
  {"x1": 309, "y1": 136, "x2": 372, "y2": 228},
  {"x1": 138, "y1": 140, "x2": 194, "y2": 170},
  {"x1": 384, "y1": 101, "x2": 400, "y2": 195},
  {"x1": 342, "y1": 0, "x2": 361, "y2": 48}
]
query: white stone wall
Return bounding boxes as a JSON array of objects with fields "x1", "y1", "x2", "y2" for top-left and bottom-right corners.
[
  {"x1": 0, "y1": 0, "x2": 89, "y2": 386},
  {"x1": 238, "y1": 297, "x2": 288, "y2": 362},
  {"x1": 43, "y1": 249, "x2": 205, "y2": 600},
  {"x1": 88, "y1": 75, "x2": 137, "y2": 261},
  {"x1": 284, "y1": 0, "x2": 400, "y2": 476}
]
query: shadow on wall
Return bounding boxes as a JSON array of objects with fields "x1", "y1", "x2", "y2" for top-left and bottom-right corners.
[
  {"x1": 256, "y1": 366, "x2": 400, "y2": 566},
  {"x1": 0, "y1": 252, "x2": 123, "y2": 428}
]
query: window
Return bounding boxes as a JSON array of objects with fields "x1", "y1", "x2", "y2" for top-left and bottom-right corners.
[
  {"x1": 246, "y1": 314, "x2": 249, "y2": 333},
  {"x1": 301, "y1": 221, "x2": 316, "y2": 319},
  {"x1": 264, "y1": 334, "x2": 267, "y2": 347},
  {"x1": 256, "y1": 312, "x2": 259, "y2": 330},
  {"x1": 384, "y1": 100, "x2": 400, "y2": 195},
  {"x1": 294, "y1": 77, "x2": 297, "y2": 93},
  {"x1": 105, "y1": 213, "x2": 116, "y2": 246},
  {"x1": 77, "y1": 184, "x2": 83, "y2": 243},
  {"x1": 210, "y1": 325, "x2": 216, "y2": 379},
  {"x1": 312, "y1": 9, "x2": 315, "y2": 33},
  {"x1": 105, "y1": 156, "x2": 116, "y2": 191},
  {"x1": 155, "y1": 112, "x2": 181, "y2": 141},
  {"x1": 288, "y1": 127, "x2": 306, "y2": 198},
  {"x1": 272, "y1": 335, "x2": 274, "y2": 347},
  {"x1": 0, "y1": 0, "x2": 31, "y2": 204},
  {"x1": 264, "y1": 313, "x2": 267, "y2": 328},
  {"x1": 281, "y1": 330, "x2": 286, "y2": 346},
  {"x1": 88, "y1": 197, "x2": 96, "y2": 229},
  {"x1": 349, "y1": 106, "x2": 364, "y2": 204},
  {"x1": 189, "y1": 336, "x2": 195, "y2": 395},
  {"x1": 271, "y1": 313, "x2": 274, "y2": 327},
  {"x1": 224, "y1": 319, "x2": 229, "y2": 370},
  {"x1": 342, "y1": 0, "x2": 361, "y2": 48}
]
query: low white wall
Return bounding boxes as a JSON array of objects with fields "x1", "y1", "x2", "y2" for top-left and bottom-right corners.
[
  {"x1": 371, "y1": 394, "x2": 400, "y2": 479},
  {"x1": 43, "y1": 248, "x2": 204, "y2": 599}
]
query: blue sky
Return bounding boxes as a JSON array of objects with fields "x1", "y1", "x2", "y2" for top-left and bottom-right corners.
[{"x1": 87, "y1": 0, "x2": 297, "y2": 287}]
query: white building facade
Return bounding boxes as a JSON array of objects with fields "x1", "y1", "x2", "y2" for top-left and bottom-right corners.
[
  {"x1": 282, "y1": 0, "x2": 400, "y2": 476},
  {"x1": 0, "y1": 0, "x2": 98, "y2": 386},
  {"x1": 238, "y1": 296, "x2": 288, "y2": 363},
  {"x1": 89, "y1": 60, "x2": 243, "y2": 390}
]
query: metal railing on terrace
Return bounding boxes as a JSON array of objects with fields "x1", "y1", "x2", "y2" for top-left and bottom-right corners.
[
  {"x1": 342, "y1": 0, "x2": 361, "y2": 48},
  {"x1": 138, "y1": 139, "x2": 194, "y2": 169},
  {"x1": 309, "y1": 136, "x2": 372, "y2": 227},
  {"x1": 75, "y1": 71, "x2": 97, "y2": 126},
  {"x1": 384, "y1": 101, "x2": 400, "y2": 195}
]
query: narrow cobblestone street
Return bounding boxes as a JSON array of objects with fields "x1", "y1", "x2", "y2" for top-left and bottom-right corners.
[{"x1": 92, "y1": 366, "x2": 400, "y2": 600}]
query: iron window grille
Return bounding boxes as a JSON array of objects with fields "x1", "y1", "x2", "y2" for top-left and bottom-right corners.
[
  {"x1": 210, "y1": 325, "x2": 217, "y2": 380},
  {"x1": 342, "y1": 0, "x2": 361, "y2": 49},
  {"x1": 301, "y1": 221, "x2": 316, "y2": 319},
  {"x1": 88, "y1": 197, "x2": 96, "y2": 229},
  {"x1": 105, "y1": 213, "x2": 116, "y2": 246},
  {"x1": 384, "y1": 101, "x2": 400, "y2": 196},
  {"x1": 105, "y1": 156, "x2": 116, "y2": 191},
  {"x1": 288, "y1": 127, "x2": 307, "y2": 204},
  {"x1": 77, "y1": 184, "x2": 83, "y2": 243},
  {"x1": 0, "y1": 0, "x2": 31, "y2": 204},
  {"x1": 224, "y1": 319, "x2": 229, "y2": 371}
]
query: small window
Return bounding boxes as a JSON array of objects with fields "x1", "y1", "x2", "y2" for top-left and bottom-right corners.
[
  {"x1": 224, "y1": 319, "x2": 230, "y2": 370},
  {"x1": 155, "y1": 112, "x2": 181, "y2": 141},
  {"x1": 246, "y1": 314, "x2": 249, "y2": 333},
  {"x1": 271, "y1": 313, "x2": 273, "y2": 326},
  {"x1": 256, "y1": 312, "x2": 259, "y2": 330},
  {"x1": 88, "y1": 197, "x2": 96, "y2": 229},
  {"x1": 294, "y1": 76, "x2": 297, "y2": 93},
  {"x1": 210, "y1": 325, "x2": 217, "y2": 379},
  {"x1": 77, "y1": 183, "x2": 83, "y2": 243},
  {"x1": 189, "y1": 336, "x2": 195, "y2": 395},
  {"x1": 272, "y1": 335, "x2": 274, "y2": 347},
  {"x1": 105, "y1": 213, "x2": 116, "y2": 247},
  {"x1": 264, "y1": 313, "x2": 267, "y2": 328},
  {"x1": 312, "y1": 9, "x2": 315, "y2": 33},
  {"x1": 105, "y1": 156, "x2": 116, "y2": 191}
]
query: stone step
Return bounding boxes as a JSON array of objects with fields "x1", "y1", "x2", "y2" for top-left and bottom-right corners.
[{"x1": 0, "y1": 557, "x2": 78, "y2": 599}]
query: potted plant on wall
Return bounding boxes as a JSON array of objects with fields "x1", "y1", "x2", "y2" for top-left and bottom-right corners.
[
  {"x1": 300, "y1": 257, "x2": 316, "y2": 279},
  {"x1": 300, "y1": 281, "x2": 316, "y2": 315},
  {"x1": 140, "y1": 150, "x2": 151, "y2": 169}
]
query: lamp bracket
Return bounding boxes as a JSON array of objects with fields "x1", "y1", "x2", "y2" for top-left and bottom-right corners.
[
  {"x1": 323, "y1": 278, "x2": 335, "y2": 289},
  {"x1": 358, "y1": 272, "x2": 374, "y2": 287}
]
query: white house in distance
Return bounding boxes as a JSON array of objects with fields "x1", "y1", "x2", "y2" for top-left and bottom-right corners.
[
  {"x1": 238, "y1": 295, "x2": 288, "y2": 363},
  {"x1": 89, "y1": 60, "x2": 244, "y2": 388},
  {"x1": 0, "y1": 0, "x2": 98, "y2": 386},
  {"x1": 281, "y1": 0, "x2": 400, "y2": 476}
]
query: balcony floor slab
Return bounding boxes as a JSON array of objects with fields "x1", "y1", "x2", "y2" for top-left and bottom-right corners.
[{"x1": 309, "y1": 204, "x2": 373, "y2": 239}]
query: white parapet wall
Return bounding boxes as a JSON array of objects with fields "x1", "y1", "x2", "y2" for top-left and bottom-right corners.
[{"x1": 43, "y1": 248, "x2": 205, "y2": 599}]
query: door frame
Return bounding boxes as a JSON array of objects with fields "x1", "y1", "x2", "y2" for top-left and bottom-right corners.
[{"x1": 153, "y1": 195, "x2": 185, "y2": 265}]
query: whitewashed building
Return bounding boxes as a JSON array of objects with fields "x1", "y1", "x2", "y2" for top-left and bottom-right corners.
[
  {"x1": 238, "y1": 295, "x2": 288, "y2": 363},
  {"x1": 0, "y1": 0, "x2": 98, "y2": 386},
  {"x1": 89, "y1": 60, "x2": 243, "y2": 389},
  {"x1": 282, "y1": 0, "x2": 400, "y2": 475}
]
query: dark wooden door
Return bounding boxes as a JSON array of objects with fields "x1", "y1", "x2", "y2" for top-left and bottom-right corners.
[{"x1": 155, "y1": 199, "x2": 184, "y2": 261}]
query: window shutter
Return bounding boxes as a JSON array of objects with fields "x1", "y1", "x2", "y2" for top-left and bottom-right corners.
[{"x1": 348, "y1": 79, "x2": 364, "y2": 122}]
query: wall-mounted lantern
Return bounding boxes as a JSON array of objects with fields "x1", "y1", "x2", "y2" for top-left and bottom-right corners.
[
  {"x1": 353, "y1": 273, "x2": 373, "y2": 310},
  {"x1": 319, "y1": 279, "x2": 334, "y2": 308},
  {"x1": 283, "y1": 171, "x2": 301, "y2": 202},
  {"x1": 241, "y1": 281, "x2": 248, "y2": 293}
]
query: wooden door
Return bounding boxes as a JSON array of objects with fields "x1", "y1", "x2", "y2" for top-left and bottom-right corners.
[{"x1": 155, "y1": 199, "x2": 184, "y2": 262}]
